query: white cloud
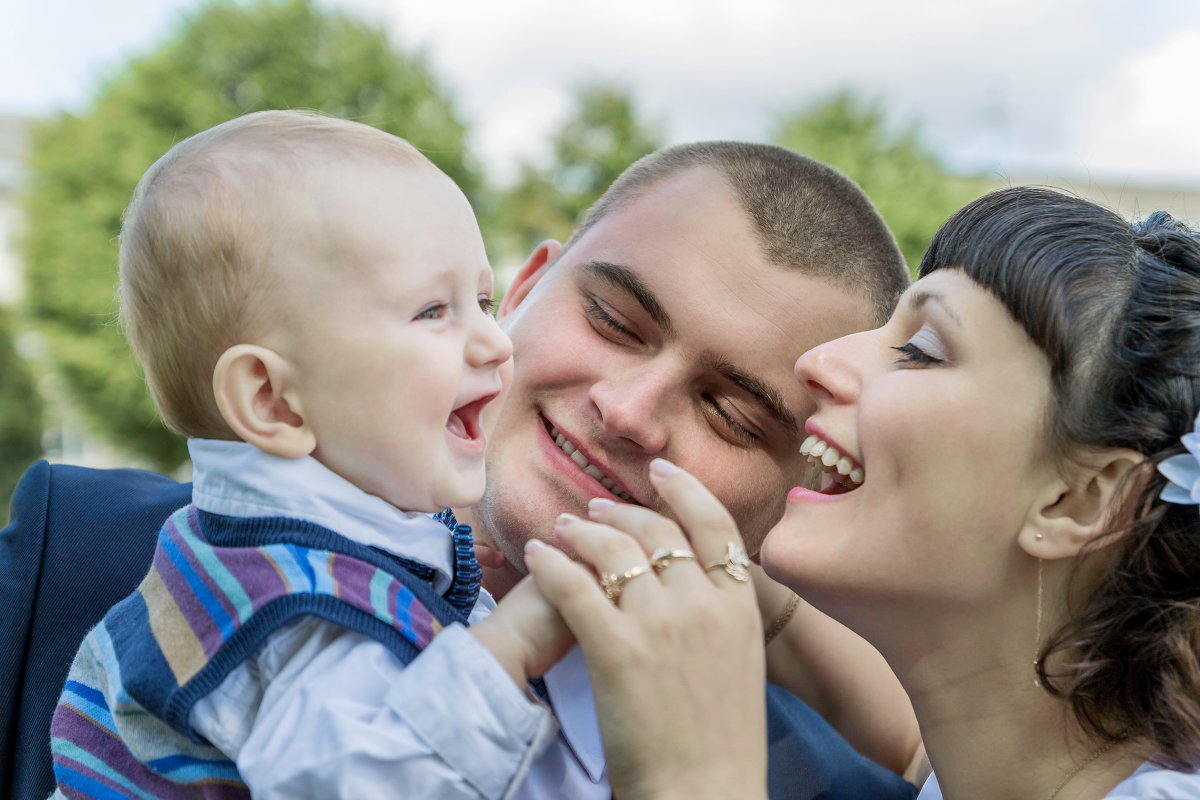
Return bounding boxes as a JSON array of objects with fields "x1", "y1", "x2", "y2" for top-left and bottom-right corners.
[{"x1": 1076, "y1": 29, "x2": 1200, "y2": 185}]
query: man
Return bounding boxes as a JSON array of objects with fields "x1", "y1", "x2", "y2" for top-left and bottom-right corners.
[
  {"x1": 2, "y1": 141, "x2": 914, "y2": 800},
  {"x1": 463, "y1": 141, "x2": 914, "y2": 799}
]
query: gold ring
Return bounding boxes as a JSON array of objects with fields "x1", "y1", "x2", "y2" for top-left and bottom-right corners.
[
  {"x1": 600, "y1": 563, "x2": 653, "y2": 601},
  {"x1": 703, "y1": 542, "x2": 752, "y2": 582},
  {"x1": 650, "y1": 548, "x2": 697, "y2": 573}
]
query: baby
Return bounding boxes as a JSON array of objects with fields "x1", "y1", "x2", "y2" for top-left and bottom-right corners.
[{"x1": 50, "y1": 111, "x2": 566, "y2": 799}]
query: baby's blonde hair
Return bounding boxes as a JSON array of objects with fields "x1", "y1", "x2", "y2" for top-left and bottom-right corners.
[{"x1": 119, "y1": 110, "x2": 429, "y2": 438}]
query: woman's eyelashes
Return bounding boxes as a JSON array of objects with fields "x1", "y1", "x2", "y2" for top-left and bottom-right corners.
[
  {"x1": 584, "y1": 296, "x2": 642, "y2": 345},
  {"x1": 891, "y1": 323, "x2": 948, "y2": 367}
]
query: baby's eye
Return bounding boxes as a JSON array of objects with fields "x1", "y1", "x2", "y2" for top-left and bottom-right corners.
[
  {"x1": 478, "y1": 295, "x2": 497, "y2": 316},
  {"x1": 415, "y1": 303, "x2": 448, "y2": 321}
]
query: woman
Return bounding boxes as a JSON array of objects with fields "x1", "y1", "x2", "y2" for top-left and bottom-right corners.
[{"x1": 524, "y1": 187, "x2": 1200, "y2": 799}]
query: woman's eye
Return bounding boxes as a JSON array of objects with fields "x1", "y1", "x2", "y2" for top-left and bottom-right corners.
[
  {"x1": 890, "y1": 342, "x2": 941, "y2": 366},
  {"x1": 703, "y1": 394, "x2": 758, "y2": 446},
  {"x1": 415, "y1": 303, "x2": 448, "y2": 321},
  {"x1": 584, "y1": 297, "x2": 642, "y2": 344},
  {"x1": 891, "y1": 323, "x2": 947, "y2": 367},
  {"x1": 478, "y1": 296, "x2": 497, "y2": 316}
]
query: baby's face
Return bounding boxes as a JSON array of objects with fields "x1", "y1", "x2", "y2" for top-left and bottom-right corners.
[{"x1": 270, "y1": 158, "x2": 512, "y2": 512}]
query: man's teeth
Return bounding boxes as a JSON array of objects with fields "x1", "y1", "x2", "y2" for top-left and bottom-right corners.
[
  {"x1": 549, "y1": 425, "x2": 634, "y2": 502},
  {"x1": 800, "y1": 434, "x2": 864, "y2": 487}
]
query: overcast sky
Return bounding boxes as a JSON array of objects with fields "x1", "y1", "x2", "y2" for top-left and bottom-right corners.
[{"x1": 5, "y1": 0, "x2": 1200, "y2": 187}]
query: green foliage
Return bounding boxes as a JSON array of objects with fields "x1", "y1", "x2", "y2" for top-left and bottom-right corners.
[
  {"x1": 21, "y1": 0, "x2": 478, "y2": 468},
  {"x1": 495, "y1": 84, "x2": 663, "y2": 260},
  {"x1": 0, "y1": 309, "x2": 43, "y2": 518},
  {"x1": 773, "y1": 91, "x2": 979, "y2": 271}
]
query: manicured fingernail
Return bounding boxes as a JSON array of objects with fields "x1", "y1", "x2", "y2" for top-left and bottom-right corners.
[
  {"x1": 650, "y1": 458, "x2": 679, "y2": 477},
  {"x1": 588, "y1": 497, "x2": 615, "y2": 513},
  {"x1": 525, "y1": 539, "x2": 547, "y2": 555},
  {"x1": 555, "y1": 513, "x2": 579, "y2": 528}
]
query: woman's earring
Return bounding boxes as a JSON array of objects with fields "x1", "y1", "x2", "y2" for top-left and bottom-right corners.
[{"x1": 1033, "y1": 556, "x2": 1044, "y2": 689}]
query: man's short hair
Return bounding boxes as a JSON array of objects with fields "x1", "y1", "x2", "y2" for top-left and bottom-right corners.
[
  {"x1": 564, "y1": 141, "x2": 909, "y2": 324},
  {"x1": 119, "y1": 110, "x2": 428, "y2": 439}
]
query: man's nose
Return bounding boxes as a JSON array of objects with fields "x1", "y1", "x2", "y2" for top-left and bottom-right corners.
[{"x1": 588, "y1": 366, "x2": 674, "y2": 453}]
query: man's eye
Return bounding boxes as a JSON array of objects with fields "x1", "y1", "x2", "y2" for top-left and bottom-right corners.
[
  {"x1": 415, "y1": 303, "x2": 448, "y2": 321},
  {"x1": 703, "y1": 394, "x2": 758, "y2": 446},
  {"x1": 890, "y1": 342, "x2": 942, "y2": 367},
  {"x1": 584, "y1": 297, "x2": 642, "y2": 344}
]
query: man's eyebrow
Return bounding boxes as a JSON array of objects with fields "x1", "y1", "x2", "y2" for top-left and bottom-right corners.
[
  {"x1": 582, "y1": 260, "x2": 673, "y2": 334},
  {"x1": 716, "y1": 360, "x2": 800, "y2": 435},
  {"x1": 907, "y1": 288, "x2": 962, "y2": 326}
]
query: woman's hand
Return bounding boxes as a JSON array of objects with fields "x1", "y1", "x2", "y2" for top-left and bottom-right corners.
[{"x1": 525, "y1": 459, "x2": 768, "y2": 800}]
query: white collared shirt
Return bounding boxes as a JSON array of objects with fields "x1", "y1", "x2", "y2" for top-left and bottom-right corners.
[
  {"x1": 516, "y1": 646, "x2": 610, "y2": 799},
  {"x1": 186, "y1": 440, "x2": 559, "y2": 799}
]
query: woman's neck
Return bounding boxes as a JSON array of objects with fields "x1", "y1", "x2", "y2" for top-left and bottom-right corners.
[{"x1": 885, "y1": 609, "x2": 1140, "y2": 800}]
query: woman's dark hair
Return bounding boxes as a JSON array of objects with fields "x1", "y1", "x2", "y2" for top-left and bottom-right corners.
[{"x1": 919, "y1": 186, "x2": 1200, "y2": 770}]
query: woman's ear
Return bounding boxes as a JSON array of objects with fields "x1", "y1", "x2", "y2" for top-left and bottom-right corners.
[
  {"x1": 498, "y1": 239, "x2": 562, "y2": 321},
  {"x1": 212, "y1": 344, "x2": 316, "y2": 459},
  {"x1": 1021, "y1": 448, "x2": 1145, "y2": 559}
]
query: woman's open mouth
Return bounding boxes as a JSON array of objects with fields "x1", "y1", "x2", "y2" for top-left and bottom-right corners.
[{"x1": 800, "y1": 433, "x2": 864, "y2": 493}]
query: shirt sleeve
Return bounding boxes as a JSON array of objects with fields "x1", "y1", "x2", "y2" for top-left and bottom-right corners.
[{"x1": 190, "y1": 619, "x2": 557, "y2": 800}]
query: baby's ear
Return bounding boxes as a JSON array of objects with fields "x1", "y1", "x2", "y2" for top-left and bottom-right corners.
[
  {"x1": 212, "y1": 345, "x2": 315, "y2": 459},
  {"x1": 1021, "y1": 447, "x2": 1144, "y2": 559}
]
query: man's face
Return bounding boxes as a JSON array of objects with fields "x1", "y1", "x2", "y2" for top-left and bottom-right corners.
[{"x1": 473, "y1": 166, "x2": 876, "y2": 574}]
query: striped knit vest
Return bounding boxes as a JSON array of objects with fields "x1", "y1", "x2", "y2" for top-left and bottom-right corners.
[{"x1": 50, "y1": 505, "x2": 468, "y2": 799}]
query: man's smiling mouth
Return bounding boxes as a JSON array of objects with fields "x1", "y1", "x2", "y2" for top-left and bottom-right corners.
[{"x1": 543, "y1": 420, "x2": 636, "y2": 503}]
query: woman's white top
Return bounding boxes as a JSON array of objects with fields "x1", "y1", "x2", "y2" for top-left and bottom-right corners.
[{"x1": 917, "y1": 762, "x2": 1200, "y2": 799}]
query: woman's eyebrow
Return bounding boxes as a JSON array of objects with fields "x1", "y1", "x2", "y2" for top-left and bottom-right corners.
[
  {"x1": 583, "y1": 260, "x2": 674, "y2": 334},
  {"x1": 907, "y1": 289, "x2": 962, "y2": 326}
]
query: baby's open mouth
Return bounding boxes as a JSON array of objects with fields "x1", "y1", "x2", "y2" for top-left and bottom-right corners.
[
  {"x1": 800, "y1": 434, "x2": 864, "y2": 493},
  {"x1": 447, "y1": 394, "x2": 497, "y2": 442}
]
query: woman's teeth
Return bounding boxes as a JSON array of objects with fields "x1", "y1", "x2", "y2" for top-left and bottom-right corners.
[
  {"x1": 547, "y1": 424, "x2": 635, "y2": 502},
  {"x1": 800, "y1": 434, "x2": 864, "y2": 488}
]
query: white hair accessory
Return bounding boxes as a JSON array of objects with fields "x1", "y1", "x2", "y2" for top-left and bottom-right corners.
[{"x1": 1158, "y1": 412, "x2": 1200, "y2": 505}]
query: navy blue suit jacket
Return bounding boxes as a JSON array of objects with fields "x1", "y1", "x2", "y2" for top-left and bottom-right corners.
[{"x1": 0, "y1": 460, "x2": 914, "y2": 800}]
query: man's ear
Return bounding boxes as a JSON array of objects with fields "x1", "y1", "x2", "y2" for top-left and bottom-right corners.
[
  {"x1": 498, "y1": 239, "x2": 562, "y2": 321},
  {"x1": 212, "y1": 344, "x2": 316, "y2": 459},
  {"x1": 1021, "y1": 448, "x2": 1145, "y2": 559}
]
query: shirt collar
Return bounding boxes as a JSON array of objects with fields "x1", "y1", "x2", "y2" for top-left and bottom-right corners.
[
  {"x1": 542, "y1": 644, "x2": 606, "y2": 782},
  {"x1": 188, "y1": 439, "x2": 455, "y2": 593}
]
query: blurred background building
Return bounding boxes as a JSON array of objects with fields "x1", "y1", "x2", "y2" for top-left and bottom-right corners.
[{"x1": 2, "y1": 0, "x2": 1199, "y2": 517}]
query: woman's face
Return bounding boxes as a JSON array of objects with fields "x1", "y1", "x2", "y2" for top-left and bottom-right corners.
[{"x1": 760, "y1": 269, "x2": 1060, "y2": 614}]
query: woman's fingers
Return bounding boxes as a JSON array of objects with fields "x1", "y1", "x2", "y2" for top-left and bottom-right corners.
[
  {"x1": 522, "y1": 540, "x2": 625, "y2": 659},
  {"x1": 584, "y1": 497, "x2": 708, "y2": 588},
  {"x1": 646, "y1": 459, "x2": 754, "y2": 593},
  {"x1": 554, "y1": 514, "x2": 660, "y2": 604}
]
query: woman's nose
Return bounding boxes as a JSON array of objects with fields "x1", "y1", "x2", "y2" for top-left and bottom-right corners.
[{"x1": 793, "y1": 332, "x2": 865, "y2": 408}]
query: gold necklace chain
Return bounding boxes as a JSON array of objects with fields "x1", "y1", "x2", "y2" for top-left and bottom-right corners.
[{"x1": 1044, "y1": 732, "x2": 1129, "y2": 800}]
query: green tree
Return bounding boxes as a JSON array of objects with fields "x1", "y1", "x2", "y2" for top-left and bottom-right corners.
[
  {"x1": 0, "y1": 309, "x2": 43, "y2": 518},
  {"x1": 773, "y1": 91, "x2": 977, "y2": 271},
  {"x1": 21, "y1": 0, "x2": 479, "y2": 468},
  {"x1": 494, "y1": 84, "x2": 663, "y2": 260}
]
